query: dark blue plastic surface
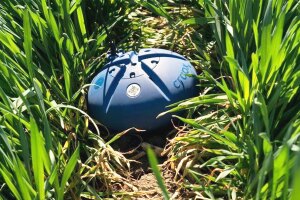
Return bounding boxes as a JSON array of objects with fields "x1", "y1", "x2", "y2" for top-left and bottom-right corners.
[{"x1": 88, "y1": 48, "x2": 198, "y2": 132}]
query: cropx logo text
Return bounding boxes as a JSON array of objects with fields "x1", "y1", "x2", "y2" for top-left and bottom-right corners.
[{"x1": 173, "y1": 63, "x2": 192, "y2": 89}]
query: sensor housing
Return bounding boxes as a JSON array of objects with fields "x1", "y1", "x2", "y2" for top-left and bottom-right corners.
[{"x1": 88, "y1": 48, "x2": 198, "y2": 132}]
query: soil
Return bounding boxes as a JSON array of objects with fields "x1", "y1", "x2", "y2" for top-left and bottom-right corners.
[
  {"x1": 132, "y1": 173, "x2": 163, "y2": 199},
  {"x1": 110, "y1": 126, "x2": 193, "y2": 200}
]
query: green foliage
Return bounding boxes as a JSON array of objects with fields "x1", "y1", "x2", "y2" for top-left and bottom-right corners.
[
  {"x1": 0, "y1": 0, "x2": 134, "y2": 199},
  {"x1": 150, "y1": 0, "x2": 300, "y2": 199},
  {"x1": 147, "y1": 147, "x2": 170, "y2": 200},
  {"x1": 0, "y1": 0, "x2": 299, "y2": 199}
]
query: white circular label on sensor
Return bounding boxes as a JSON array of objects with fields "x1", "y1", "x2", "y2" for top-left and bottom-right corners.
[{"x1": 127, "y1": 83, "x2": 141, "y2": 98}]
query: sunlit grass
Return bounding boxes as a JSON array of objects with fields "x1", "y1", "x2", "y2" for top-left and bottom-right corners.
[
  {"x1": 0, "y1": 0, "x2": 299, "y2": 199},
  {"x1": 162, "y1": 0, "x2": 300, "y2": 199},
  {"x1": 0, "y1": 0, "x2": 135, "y2": 199}
]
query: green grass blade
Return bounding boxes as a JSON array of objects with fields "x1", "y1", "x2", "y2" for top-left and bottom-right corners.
[
  {"x1": 23, "y1": 9, "x2": 34, "y2": 81},
  {"x1": 147, "y1": 147, "x2": 170, "y2": 200},
  {"x1": 140, "y1": 1, "x2": 172, "y2": 22},
  {"x1": 291, "y1": 144, "x2": 300, "y2": 200},
  {"x1": 14, "y1": 159, "x2": 32, "y2": 200},
  {"x1": 76, "y1": 5, "x2": 87, "y2": 45},
  {"x1": 30, "y1": 117, "x2": 45, "y2": 200},
  {"x1": 0, "y1": 167, "x2": 22, "y2": 200},
  {"x1": 181, "y1": 17, "x2": 213, "y2": 25},
  {"x1": 17, "y1": 120, "x2": 31, "y2": 176},
  {"x1": 58, "y1": 145, "x2": 79, "y2": 200}
]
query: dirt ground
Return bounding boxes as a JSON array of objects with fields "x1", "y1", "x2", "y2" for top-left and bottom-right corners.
[{"x1": 110, "y1": 127, "x2": 193, "y2": 200}]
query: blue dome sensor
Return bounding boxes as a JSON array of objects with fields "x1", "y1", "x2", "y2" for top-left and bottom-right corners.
[{"x1": 87, "y1": 48, "x2": 198, "y2": 132}]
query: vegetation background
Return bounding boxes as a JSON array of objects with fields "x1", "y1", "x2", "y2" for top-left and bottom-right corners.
[{"x1": 0, "y1": 0, "x2": 299, "y2": 199}]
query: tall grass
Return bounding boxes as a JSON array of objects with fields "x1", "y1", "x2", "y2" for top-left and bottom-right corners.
[
  {"x1": 206, "y1": 1, "x2": 300, "y2": 199},
  {"x1": 155, "y1": 0, "x2": 300, "y2": 199},
  {"x1": 0, "y1": 0, "x2": 299, "y2": 199},
  {"x1": 0, "y1": 1, "x2": 136, "y2": 199}
]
